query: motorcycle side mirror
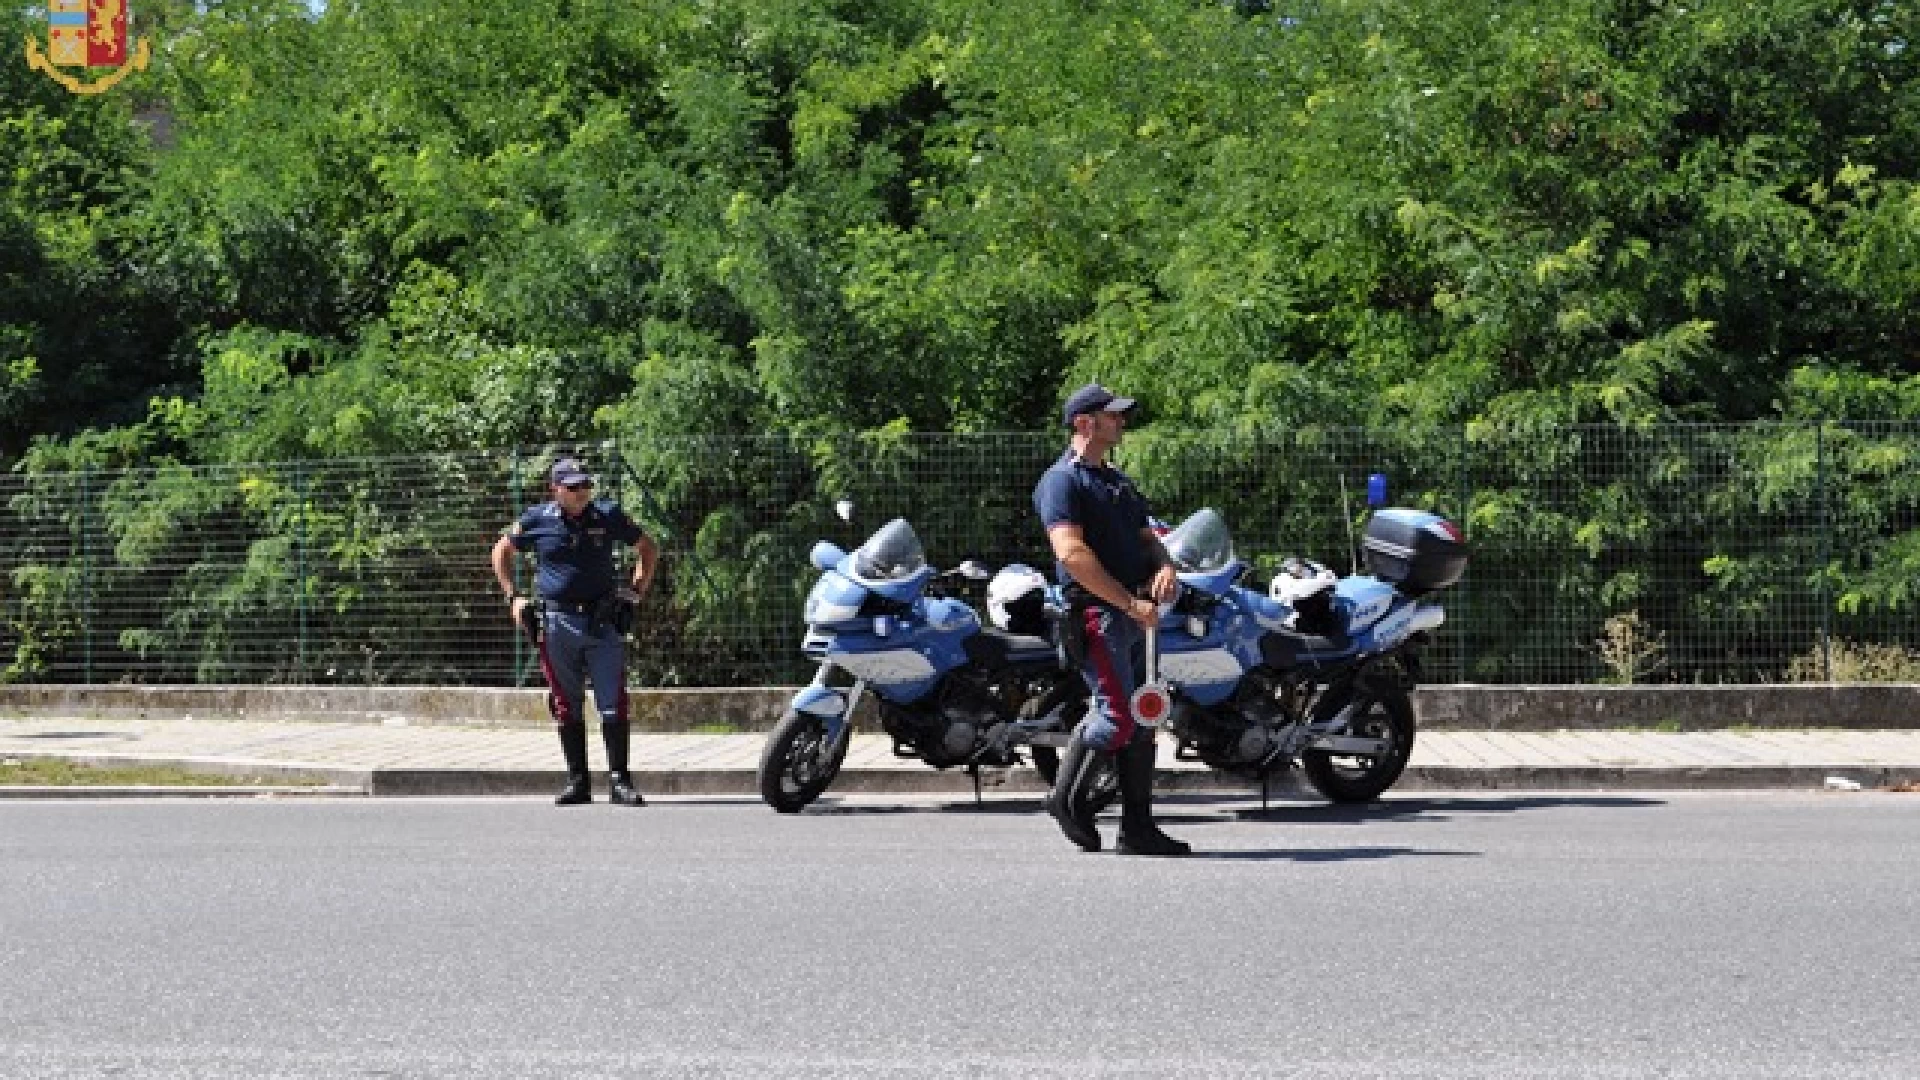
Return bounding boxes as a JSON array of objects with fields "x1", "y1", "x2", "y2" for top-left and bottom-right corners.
[
  {"x1": 834, "y1": 498, "x2": 855, "y2": 522},
  {"x1": 957, "y1": 559, "x2": 992, "y2": 581},
  {"x1": 809, "y1": 541, "x2": 847, "y2": 572}
]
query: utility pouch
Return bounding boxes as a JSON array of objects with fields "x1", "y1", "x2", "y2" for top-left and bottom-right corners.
[
  {"x1": 592, "y1": 589, "x2": 639, "y2": 638},
  {"x1": 517, "y1": 598, "x2": 544, "y2": 642},
  {"x1": 611, "y1": 590, "x2": 638, "y2": 637}
]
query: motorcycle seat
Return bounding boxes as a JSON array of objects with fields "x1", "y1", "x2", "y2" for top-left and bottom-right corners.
[
  {"x1": 1260, "y1": 628, "x2": 1355, "y2": 667},
  {"x1": 970, "y1": 628, "x2": 1060, "y2": 667}
]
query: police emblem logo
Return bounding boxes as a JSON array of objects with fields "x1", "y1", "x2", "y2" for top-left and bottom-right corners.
[{"x1": 24, "y1": 0, "x2": 150, "y2": 95}]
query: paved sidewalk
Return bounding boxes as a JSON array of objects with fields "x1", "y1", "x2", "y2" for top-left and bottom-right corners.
[{"x1": 4, "y1": 714, "x2": 1919, "y2": 798}]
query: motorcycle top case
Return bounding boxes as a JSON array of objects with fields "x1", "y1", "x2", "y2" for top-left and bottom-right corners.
[{"x1": 1362, "y1": 508, "x2": 1467, "y2": 595}]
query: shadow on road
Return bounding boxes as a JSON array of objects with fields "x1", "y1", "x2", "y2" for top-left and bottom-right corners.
[
  {"x1": 776, "y1": 793, "x2": 1663, "y2": 821},
  {"x1": 805, "y1": 798, "x2": 1051, "y2": 816},
  {"x1": 1191, "y1": 845, "x2": 1481, "y2": 863},
  {"x1": 695, "y1": 787, "x2": 1666, "y2": 818},
  {"x1": 1153, "y1": 794, "x2": 1665, "y2": 825}
]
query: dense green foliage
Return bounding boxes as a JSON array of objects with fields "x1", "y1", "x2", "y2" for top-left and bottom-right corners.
[
  {"x1": 12, "y1": 0, "x2": 1917, "y2": 457},
  {"x1": 4, "y1": 0, "x2": 1917, "y2": 684}
]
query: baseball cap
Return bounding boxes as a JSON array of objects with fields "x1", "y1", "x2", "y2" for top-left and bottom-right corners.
[
  {"x1": 549, "y1": 457, "x2": 592, "y2": 486},
  {"x1": 1061, "y1": 383, "x2": 1136, "y2": 428}
]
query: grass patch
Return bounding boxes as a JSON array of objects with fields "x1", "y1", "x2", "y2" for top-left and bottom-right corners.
[{"x1": 0, "y1": 757, "x2": 322, "y2": 787}]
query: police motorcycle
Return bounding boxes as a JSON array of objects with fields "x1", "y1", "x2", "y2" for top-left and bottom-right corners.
[
  {"x1": 757, "y1": 517, "x2": 1089, "y2": 813},
  {"x1": 1151, "y1": 503, "x2": 1467, "y2": 804}
]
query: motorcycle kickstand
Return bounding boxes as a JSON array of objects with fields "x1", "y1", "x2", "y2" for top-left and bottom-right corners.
[
  {"x1": 969, "y1": 764, "x2": 983, "y2": 807},
  {"x1": 1261, "y1": 770, "x2": 1270, "y2": 813}
]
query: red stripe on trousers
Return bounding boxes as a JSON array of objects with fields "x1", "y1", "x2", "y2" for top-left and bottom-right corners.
[
  {"x1": 1082, "y1": 606, "x2": 1135, "y2": 749},
  {"x1": 536, "y1": 638, "x2": 577, "y2": 728}
]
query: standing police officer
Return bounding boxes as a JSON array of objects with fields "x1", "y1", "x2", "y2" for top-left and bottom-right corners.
[
  {"x1": 1033, "y1": 385, "x2": 1190, "y2": 856},
  {"x1": 491, "y1": 455, "x2": 658, "y2": 806}
]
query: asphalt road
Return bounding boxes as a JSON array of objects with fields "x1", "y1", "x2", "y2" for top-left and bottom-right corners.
[{"x1": 1, "y1": 791, "x2": 1916, "y2": 1079}]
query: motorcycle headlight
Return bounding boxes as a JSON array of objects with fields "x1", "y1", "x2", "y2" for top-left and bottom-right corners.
[{"x1": 803, "y1": 573, "x2": 863, "y2": 626}]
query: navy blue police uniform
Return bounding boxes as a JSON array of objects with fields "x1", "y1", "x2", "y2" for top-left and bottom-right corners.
[
  {"x1": 1032, "y1": 449, "x2": 1152, "y2": 752},
  {"x1": 512, "y1": 498, "x2": 643, "y2": 617},
  {"x1": 1032, "y1": 383, "x2": 1190, "y2": 856},
  {"x1": 505, "y1": 457, "x2": 648, "y2": 805}
]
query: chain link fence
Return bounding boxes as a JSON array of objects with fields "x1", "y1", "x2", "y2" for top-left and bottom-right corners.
[{"x1": 3, "y1": 423, "x2": 1917, "y2": 687}]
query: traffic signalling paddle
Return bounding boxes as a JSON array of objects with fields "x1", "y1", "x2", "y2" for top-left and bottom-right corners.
[{"x1": 1130, "y1": 622, "x2": 1173, "y2": 726}]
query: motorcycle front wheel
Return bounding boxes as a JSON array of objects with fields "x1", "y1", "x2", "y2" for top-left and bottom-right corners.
[
  {"x1": 758, "y1": 709, "x2": 850, "y2": 813},
  {"x1": 1301, "y1": 677, "x2": 1416, "y2": 804}
]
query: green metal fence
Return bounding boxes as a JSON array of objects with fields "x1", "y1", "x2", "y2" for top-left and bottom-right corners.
[{"x1": 3, "y1": 423, "x2": 1917, "y2": 687}]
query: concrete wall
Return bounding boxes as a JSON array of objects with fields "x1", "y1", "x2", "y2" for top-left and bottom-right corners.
[
  {"x1": 3, "y1": 682, "x2": 1917, "y2": 731},
  {"x1": 1414, "y1": 684, "x2": 1920, "y2": 730},
  {"x1": 0, "y1": 684, "x2": 790, "y2": 731}
]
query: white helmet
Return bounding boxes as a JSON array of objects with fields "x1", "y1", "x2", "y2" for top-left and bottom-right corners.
[
  {"x1": 1270, "y1": 557, "x2": 1336, "y2": 607},
  {"x1": 987, "y1": 563, "x2": 1050, "y2": 635}
]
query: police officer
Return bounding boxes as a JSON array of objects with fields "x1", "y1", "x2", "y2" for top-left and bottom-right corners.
[
  {"x1": 1033, "y1": 384, "x2": 1190, "y2": 856},
  {"x1": 491, "y1": 456, "x2": 658, "y2": 806}
]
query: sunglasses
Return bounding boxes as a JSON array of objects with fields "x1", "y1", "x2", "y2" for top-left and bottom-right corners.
[{"x1": 561, "y1": 482, "x2": 592, "y2": 492}]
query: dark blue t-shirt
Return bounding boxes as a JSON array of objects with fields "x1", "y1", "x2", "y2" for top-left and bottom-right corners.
[
  {"x1": 509, "y1": 498, "x2": 645, "y2": 603},
  {"x1": 1033, "y1": 451, "x2": 1155, "y2": 595}
]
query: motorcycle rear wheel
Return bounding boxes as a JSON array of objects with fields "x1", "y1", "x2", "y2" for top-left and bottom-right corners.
[
  {"x1": 1301, "y1": 677, "x2": 1416, "y2": 804},
  {"x1": 758, "y1": 709, "x2": 850, "y2": 813}
]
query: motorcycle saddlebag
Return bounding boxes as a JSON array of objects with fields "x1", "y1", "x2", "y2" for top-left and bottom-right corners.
[{"x1": 1362, "y1": 508, "x2": 1467, "y2": 595}]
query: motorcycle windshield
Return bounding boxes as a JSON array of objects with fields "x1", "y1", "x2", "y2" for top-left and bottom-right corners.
[
  {"x1": 1163, "y1": 507, "x2": 1235, "y2": 574},
  {"x1": 851, "y1": 518, "x2": 927, "y2": 582}
]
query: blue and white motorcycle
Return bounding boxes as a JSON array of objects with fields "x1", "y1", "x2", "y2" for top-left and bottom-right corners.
[
  {"x1": 757, "y1": 518, "x2": 1088, "y2": 812},
  {"x1": 1152, "y1": 505, "x2": 1467, "y2": 803}
]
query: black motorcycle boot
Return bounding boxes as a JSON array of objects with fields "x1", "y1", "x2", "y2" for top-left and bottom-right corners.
[
  {"x1": 603, "y1": 721, "x2": 645, "y2": 807},
  {"x1": 555, "y1": 724, "x2": 592, "y2": 805},
  {"x1": 1115, "y1": 737, "x2": 1190, "y2": 857},
  {"x1": 1048, "y1": 731, "x2": 1108, "y2": 853}
]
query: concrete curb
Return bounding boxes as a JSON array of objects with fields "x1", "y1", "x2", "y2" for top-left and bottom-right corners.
[
  {"x1": 6, "y1": 754, "x2": 1917, "y2": 800},
  {"x1": 358, "y1": 763, "x2": 1920, "y2": 798},
  {"x1": 1393, "y1": 765, "x2": 1920, "y2": 792}
]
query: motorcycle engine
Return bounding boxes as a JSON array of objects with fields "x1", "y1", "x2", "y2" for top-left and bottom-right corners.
[
  {"x1": 927, "y1": 703, "x2": 981, "y2": 767},
  {"x1": 881, "y1": 690, "x2": 995, "y2": 770},
  {"x1": 1229, "y1": 725, "x2": 1277, "y2": 764},
  {"x1": 1172, "y1": 684, "x2": 1285, "y2": 767}
]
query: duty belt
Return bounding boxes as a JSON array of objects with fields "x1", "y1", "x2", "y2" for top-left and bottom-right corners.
[
  {"x1": 1063, "y1": 583, "x2": 1158, "y2": 616},
  {"x1": 1063, "y1": 584, "x2": 1132, "y2": 611},
  {"x1": 544, "y1": 597, "x2": 597, "y2": 615}
]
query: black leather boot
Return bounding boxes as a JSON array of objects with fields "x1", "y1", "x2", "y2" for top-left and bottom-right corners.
[
  {"x1": 555, "y1": 724, "x2": 592, "y2": 805},
  {"x1": 604, "y1": 721, "x2": 644, "y2": 807},
  {"x1": 1115, "y1": 736, "x2": 1189, "y2": 857},
  {"x1": 1048, "y1": 731, "x2": 1110, "y2": 853}
]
